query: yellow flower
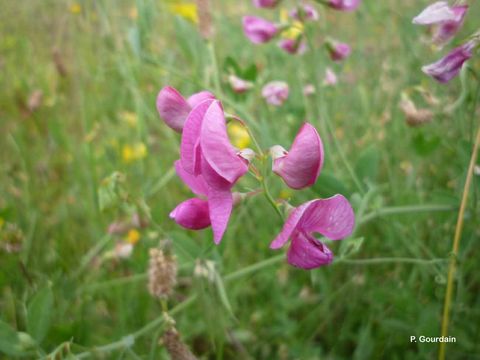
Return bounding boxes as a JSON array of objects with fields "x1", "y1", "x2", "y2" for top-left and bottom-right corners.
[
  {"x1": 128, "y1": 6, "x2": 138, "y2": 20},
  {"x1": 281, "y1": 21, "x2": 304, "y2": 40},
  {"x1": 70, "y1": 3, "x2": 82, "y2": 14},
  {"x1": 126, "y1": 229, "x2": 141, "y2": 245},
  {"x1": 279, "y1": 8, "x2": 289, "y2": 23},
  {"x1": 228, "y1": 123, "x2": 251, "y2": 149},
  {"x1": 120, "y1": 111, "x2": 138, "y2": 128},
  {"x1": 122, "y1": 142, "x2": 148, "y2": 163},
  {"x1": 169, "y1": 3, "x2": 198, "y2": 24}
]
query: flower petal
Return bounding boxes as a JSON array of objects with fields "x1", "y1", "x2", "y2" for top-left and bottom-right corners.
[
  {"x1": 287, "y1": 232, "x2": 333, "y2": 269},
  {"x1": 242, "y1": 16, "x2": 278, "y2": 44},
  {"x1": 200, "y1": 101, "x2": 249, "y2": 184},
  {"x1": 156, "y1": 86, "x2": 191, "y2": 132},
  {"x1": 170, "y1": 198, "x2": 211, "y2": 230},
  {"x1": 270, "y1": 201, "x2": 312, "y2": 249},
  {"x1": 272, "y1": 123, "x2": 324, "y2": 189},
  {"x1": 412, "y1": 1, "x2": 456, "y2": 25},
  {"x1": 300, "y1": 195, "x2": 355, "y2": 240},
  {"x1": 208, "y1": 188, "x2": 233, "y2": 244},
  {"x1": 180, "y1": 99, "x2": 215, "y2": 174},
  {"x1": 174, "y1": 160, "x2": 208, "y2": 196},
  {"x1": 187, "y1": 91, "x2": 215, "y2": 108}
]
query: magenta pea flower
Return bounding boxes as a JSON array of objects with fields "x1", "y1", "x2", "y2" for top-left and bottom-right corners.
[
  {"x1": 324, "y1": 67, "x2": 338, "y2": 86},
  {"x1": 262, "y1": 81, "x2": 289, "y2": 106},
  {"x1": 270, "y1": 195, "x2": 355, "y2": 269},
  {"x1": 327, "y1": 0, "x2": 361, "y2": 12},
  {"x1": 228, "y1": 75, "x2": 254, "y2": 93},
  {"x1": 271, "y1": 123, "x2": 323, "y2": 189},
  {"x1": 170, "y1": 198, "x2": 210, "y2": 230},
  {"x1": 413, "y1": 2, "x2": 468, "y2": 45},
  {"x1": 242, "y1": 16, "x2": 279, "y2": 44},
  {"x1": 156, "y1": 86, "x2": 215, "y2": 132},
  {"x1": 175, "y1": 99, "x2": 251, "y2": 243},
  {"x1": 252, "y1": 0, "x2": 279, "y2": 8},
  {"x1": 326, "y1": 40, "x2": 351, "y2": 62},
  {"x1": 278, "y1": 38, "x2": 307, "y2": 55},
  {"x1": 290, "y1": 4, "x2": 319, "y2": 21},
  {"x1": 422, "y1": 40, "x2": 476, "y2": 83}
]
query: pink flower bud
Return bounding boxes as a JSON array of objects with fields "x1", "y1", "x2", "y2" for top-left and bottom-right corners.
[
  {"x1": 278, "y1": 38, "x2": 307, "y2": 55},
  {"x1": 242, "y1": 16, "x2": 279, "y2": 44},
  {"x1": 252, "y1": 0, "x2": 279, "y2": 8},
  {"x1": 169, "y1": 198, "x2": 211, "y2": 230},
  {"x1": 324, "y1": 67, "x2": 338, "y2": 86},
  {"x1": 261, "y1": 81, "x2": 289, "y2": 106},
  {"x1": 290, "y1": 4, "x2": 319, "y2": 21},
  {"x1": 327, "y1": 0, "x2": 361, "y2": 12},
  {"x1": 228, "y1": 75, "x2": 254, "y2": 93},
  {"x1": 271, "y1": 123, "x2": 324, "y2": 189},
  {"x1": 327, "y1": 40, "x2": 351, "y2": 62}
]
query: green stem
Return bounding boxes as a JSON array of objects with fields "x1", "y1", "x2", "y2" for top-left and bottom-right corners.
[
  {"x1": 261, "y1": 175, "x2": 284, "y2": 221},
  {"x1": 335, "y1": 257, "x2": 448, "y2": 265},
  {"x1": 207, "y1": 40, "x2": 222, "y2": 96},
  {"x1": 359, "y1": 204, "x2": 456, "y2": 225}
]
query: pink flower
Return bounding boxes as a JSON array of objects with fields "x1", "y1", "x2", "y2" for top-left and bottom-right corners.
[
  {"x1": 252, "y1": 0, "x2": 279, "y2": 8},
  {"x1": 324, "y1": 67, "x2": 338, "y2": 86},
  {"x1": 413, "y1": 2, "x2": 468, "y2": 45},
  {"x1": 422, "y1": 41, "x2": 475, "y2": 83},
  {"x1": 327, "y1": 0, "x2": 361, "y2": 12},
  {"x1": 278, "y1": 38, "x2": 307, "y2": 55},
  {"x1": 290, "y1": 4, "x2": 319, "y2": 21},
  {"x1": 261, "y1": 81, "x2": 289, "y2": 106},
  {"x1": 228, "y1": 75, "x2": 254, "y2": 93},
  {"x1": 271, "y1": 123, "x2": 324, "y2": 189},
  {"x1": 327, "y1": 40, "x2": 351, "y2": 62},
  {"x1": 242, "y1": 16, "x2": 279, "y2": 44},
  {"x1": 303, "y1": 84, "x2": 316, "y2": 96},
  {"x1": 270, "y1": 195, "x2": 355, "y2": 269},
  {"x1": 412, "y1": 2, "x2": 457, "y2": 25},
  {"x1": 173, "y1": 99, "x2": 251, "y2": 244},
  {"x1": 156, "y1": 86, "x2": 215, "y2": 132}
]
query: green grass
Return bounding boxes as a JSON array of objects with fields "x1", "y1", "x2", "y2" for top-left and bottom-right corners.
[{"x1": 1, "y1": 0, "x2": 480, "y2": 358}]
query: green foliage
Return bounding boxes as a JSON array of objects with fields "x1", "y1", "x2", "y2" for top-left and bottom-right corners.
[{"x1": 27, "y1": 286, "x2": 54, "y2": 344}]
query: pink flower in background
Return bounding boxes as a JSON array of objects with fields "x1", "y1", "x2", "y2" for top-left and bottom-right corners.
[
  {"x1": 412, "y1": 2, "x2": 457, "y2": 25},
  {"x1": 262, "y1": 81, "x2": 289, "y2": 106},
  {"x1": 173, "y1": 99, "x2": 252, "y2": 243},
  {"x1": 422, "y1": 40, "x2": 475, "y2": 83},
  {"x1": 270, "y1": 195, "x2": 355, "y2": 269},
  {"x1": 278, "y1": 38, "x2": 307, "y2": 55},
  {"x1": 252, "y1": 0, "x2": 279, "y2": 8},
  {"x1": 242, "y1": 16, "x2": 279, "y2": 44},
  {"x1": 324, "y1": 67, "x2": 338, "y2": 86},
  {"x1": 413, "y1": 2, "x2": 468, "y2": 45},
  {"x1": 327, "y1": 0, "x2": 361, "y2": 12},
  {"x1": 290, "y1": 4, "x2": 319, "y2": 21},
  {"x1": 156, "y1": 86, "x2": 215, "y2": 132},
  {"x1": 326, "y1": 40, "x2": 351, "y2": 61},
  {"x1": 228, "y1": 75, "x2": 254, "y2": 93},
  {"x1": 303, "y1": 84, "x2": 316, "y2": 96},
  {"x1": 271, "y1": 123, "x2": 324, "y2": 189}
]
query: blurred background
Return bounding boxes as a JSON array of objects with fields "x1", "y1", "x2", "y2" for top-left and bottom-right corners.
[{"x1": 1, "y1": 0, "x2": 479, "y2": 358}]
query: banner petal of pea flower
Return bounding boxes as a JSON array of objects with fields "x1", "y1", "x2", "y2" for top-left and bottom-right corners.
[
  {"x1": 252, "y1": 0, "x2": 280, "y2": 8},
  {"x1": 327, "y1": 0, "x2": 361, "y2": 12},
  {"x1": 271, "y1": 123, "x2": 324, "y2": 189},
  {"x1": 270, "y1": 195, "x2": 355, "y2": 269},
  {"x1": 412, "y1": 1, "x2": 457, "y2": 25},
  {"x1": 156, "y1": 86, "x2": 214, "y2": 132},
  {"x1": 422, "y1": 40, "x2": 475, "y2": 83},
  {"x1": 242, "y1": 16, "x2": 279, "y2": 44}
]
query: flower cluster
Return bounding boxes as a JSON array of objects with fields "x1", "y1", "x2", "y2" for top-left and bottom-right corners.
[
  {"x1": 242, "y1": 0, "x2": 360, "y2": 59},
  {"x1": 413, "y1": 1, "x2": 478, "y2": 83},
  {"x1": 156, "y1": 86, "x2": 355, "y2": 269}
]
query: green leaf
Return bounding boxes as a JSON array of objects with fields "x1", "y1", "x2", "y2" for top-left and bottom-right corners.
[
  {"x1": 412, "y1": 132, "x2": 440, "y2": 156},
  {"x1": 355, "y1": 145, "x2": 380, "y2": 184},
  {"x1": 242, "y1": 64, "x2": 257, "y2": 81},
  {"x1": 339, "y1": 237, "x2": 364, "y2": 258},
  {"x1": 0, "y1": 320, "x2": 24, "y2": 356},
  {"x1": 27, "y1": 286, "x2": 54, "y2": 343},
  {"x1": 312, "y1": 171, "x2": 351, "y2": 198}
]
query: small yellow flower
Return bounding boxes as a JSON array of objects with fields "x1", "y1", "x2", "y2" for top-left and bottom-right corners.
[
  {"x1": 279, "y1": 189, "x2": 292, "y2": 200},
  {"x1": 122, "y1": 142, "x2": 147, "y2": 163},
  {"x1": 122, "y1": 145, "x2": 134, "y2": 163},
  {"x1": 120, "y1": 111, "x2": 138, "y2": 128},
  {"x1": 133, "y1": 143, "x2": 147, "y2": 159},
  {"x1": 228, "y1": 123, "x2": 251, "y2": 149},
  {"x1": 279, "y1": 8, "x2": 289, "y2": 23},
  {"x1": 169, "y1": 3, "x2": 198, "y2": 24},
  {"x1": 126, "y1": 229, "x2": 141, "y2": 245},
  {"x1": 128, "y1": 6, "x2": 138, "y2": 20},
  {"x1": 281, "y1": 21, "x2": 304, "y2": 40},
  {"x1": 70, "y1": 3, "x2": 82, "y2": 14}
]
